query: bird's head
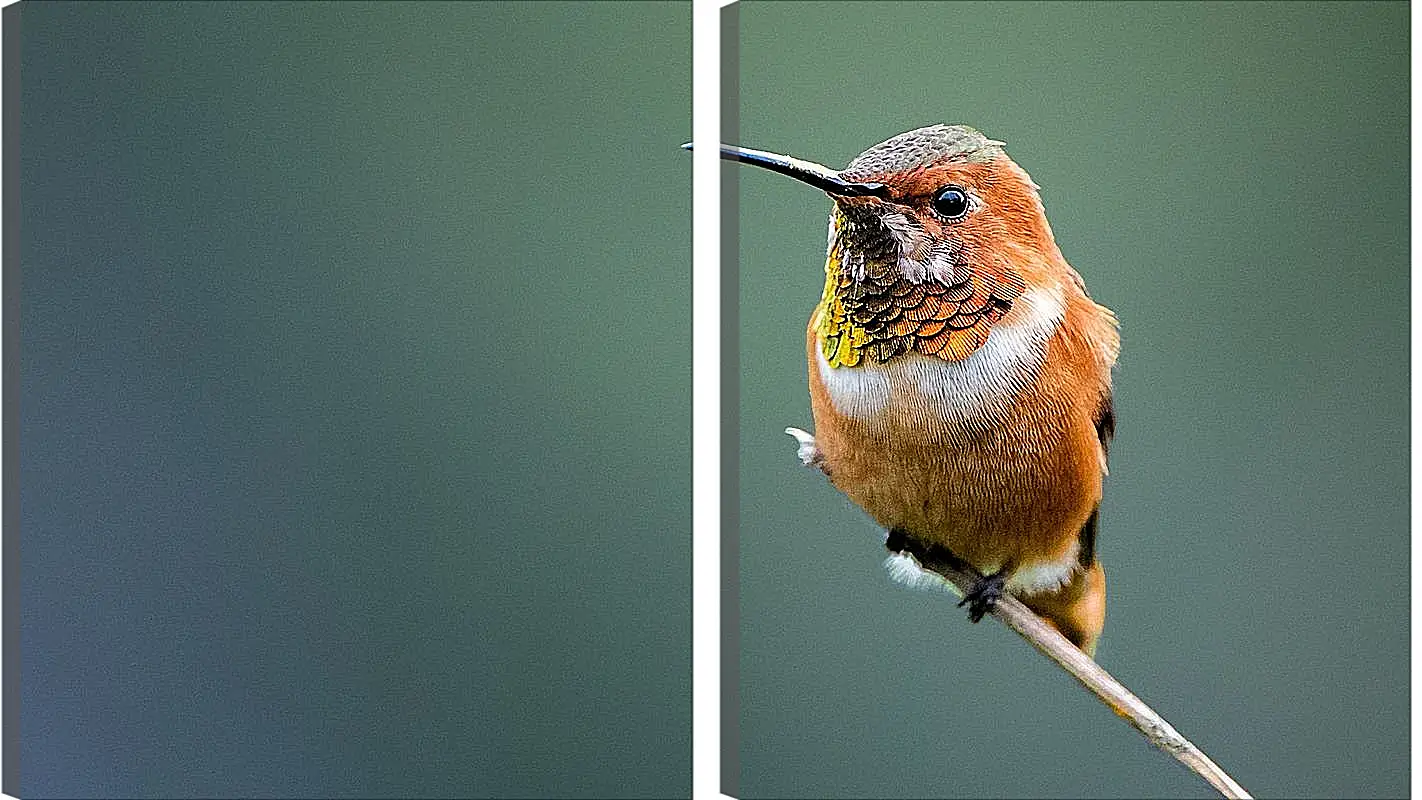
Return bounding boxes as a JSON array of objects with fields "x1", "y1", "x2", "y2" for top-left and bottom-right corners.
[{"x1": 714, "y1": 125, "x2": 1073, "y2": 364}]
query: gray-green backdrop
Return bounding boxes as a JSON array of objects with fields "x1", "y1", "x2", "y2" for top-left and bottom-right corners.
[
  {"x1": 17, "y1": 3, "x2": 688, "y2": 797},
  {"x1": 732, "y1": 2, "x2": 1407, "y2": 798}
]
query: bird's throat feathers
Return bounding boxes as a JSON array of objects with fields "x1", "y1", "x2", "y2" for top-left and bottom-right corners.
[{"x1": 815, "y1": 227, "x2": 1031, "y2": 369}]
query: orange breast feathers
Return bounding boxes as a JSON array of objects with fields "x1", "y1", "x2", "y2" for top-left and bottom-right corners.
[{"x1": 806, "y1": 275, "x2": 1118, "y2": 581}]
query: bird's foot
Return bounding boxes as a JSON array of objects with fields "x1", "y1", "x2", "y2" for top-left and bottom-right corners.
[
  {"x1": 885, "y1": 528, "x2": 909, "y2": 553},
  {"x1": 958, "y1": 571, "x2": 1007, "y2": 623},
  {"x1": 784, "y1": 427, "x2": 826, "y2": 472}
]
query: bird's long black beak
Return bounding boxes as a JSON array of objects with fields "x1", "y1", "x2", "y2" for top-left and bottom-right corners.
[{"x1": 681, "y1": 142, "x2": 887, "y2": 198}]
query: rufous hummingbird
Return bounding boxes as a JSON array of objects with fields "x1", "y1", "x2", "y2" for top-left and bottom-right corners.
[{"x1": 717, "y1": 125, "x2": 1119, "y2": 656}]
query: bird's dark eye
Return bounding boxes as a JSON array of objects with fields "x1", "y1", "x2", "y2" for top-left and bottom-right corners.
[{"x1": 932, "y1": 186, "x2": 970, "y2": 219}]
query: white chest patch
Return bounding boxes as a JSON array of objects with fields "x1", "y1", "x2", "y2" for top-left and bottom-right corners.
[{"x1": 817, "y1": 284, "x2": 1066, "y2": 427}]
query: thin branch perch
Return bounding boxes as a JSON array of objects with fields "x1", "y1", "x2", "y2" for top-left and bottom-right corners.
[{"x1": 895, "y1": 540, "x2": 1252, "y2": 799}]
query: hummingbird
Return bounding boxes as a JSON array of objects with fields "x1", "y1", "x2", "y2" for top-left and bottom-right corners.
[{"x1": 717, "y1": 125, "x2": 1119, "y2": 656}]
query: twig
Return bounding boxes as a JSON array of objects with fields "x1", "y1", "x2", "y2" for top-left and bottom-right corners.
[{"x1": 896, "y1": 541, "x2": 1253, "y2": 799}]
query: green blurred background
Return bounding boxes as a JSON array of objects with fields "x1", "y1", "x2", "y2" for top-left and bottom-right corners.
[
  {"x1": 731, "y1": 2, "x2": 1407, "y2": 798},
  {"x1": 19, "y1": 2, "x2": 688, "y2": 797}
]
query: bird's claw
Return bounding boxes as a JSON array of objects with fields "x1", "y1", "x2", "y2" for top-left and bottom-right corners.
[
  {"x1": 884, "y1": 528, "x2": 909, "y2": 553},
  {"x1": 958, "y1": 572, "x2": 1007, "y2": 623}
]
